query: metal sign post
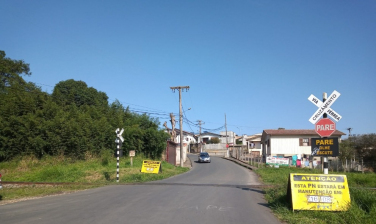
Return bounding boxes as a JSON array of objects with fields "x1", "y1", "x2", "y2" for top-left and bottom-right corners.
[{"x1": 115, "y1": 128, "x2": 124, "y2": 183}]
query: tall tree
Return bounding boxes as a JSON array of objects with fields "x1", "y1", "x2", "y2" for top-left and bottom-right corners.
[
  {"x1": 0, "y1": 50, "x2": 31, "y2": 92},
  {"x1": 52, "y1": 79, "x2": 108, "y2": 108}
]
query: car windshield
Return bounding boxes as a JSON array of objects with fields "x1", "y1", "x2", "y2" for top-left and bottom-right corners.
[{"x1": 200, "y1": 153, "x2": 209, "y2": 157}]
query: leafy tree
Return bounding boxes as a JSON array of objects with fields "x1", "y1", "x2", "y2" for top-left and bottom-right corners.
[
  {"x1": 339, "y1": 138, "x2": 355, "y2": 166},
  {"x1": 52, "y1": 79, "x2": 108, "y2": 108},
  {"x1": 0, "y1": 51, "x2": 172, "y2": 162},
  {"x1": 209, "y1": 137, "x2": 220, "y2": 144},
  {"x1": 352, "y1": 134, "x2": 376, "y2": 161},
  {"x1": 0, "y1": 50, "x2": 31, "y2": 92}
]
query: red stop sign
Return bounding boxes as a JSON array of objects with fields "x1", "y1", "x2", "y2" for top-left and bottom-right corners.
[{"x1": 315, "y1": 118, "x2": 336, "y2": 137}]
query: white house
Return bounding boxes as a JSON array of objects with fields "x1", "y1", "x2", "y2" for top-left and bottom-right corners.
[
  {"x1": 175, "y1": 130, "x2": 197, "y2": 144},
  {"x1": 246, "y1": 133, "x2": 262, "y2": 156},
  {"x1": 261, "y1": 129, "x2": 346, "y2": 161},
  {"x1": 198, "y1": 132, "x2": 221, "y2": 144},
  {"x1": 219, "y1": 131, "x2": 236, "y2": 145}
]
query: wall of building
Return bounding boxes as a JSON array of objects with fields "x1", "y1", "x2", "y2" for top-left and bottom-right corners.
[
  {"x1": 270, "y1": 136, "x2": 300, "y2": 155},
  {"x1": 220, "y1": 131, "x2": 235, "y2": 144},
  {"x1": 249, "y1": 142, "x2": 262, "y2": 155},
  {"x1": 176, "y1": 134, "x2": 196, "y2": 144},
  {"x1": 269, "y1": 135, "x2": 340, "y2": 156}
]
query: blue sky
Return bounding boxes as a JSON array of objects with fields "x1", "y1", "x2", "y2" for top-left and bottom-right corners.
[{"x1": 1, "y1": 0, "x2": 375, "y2": 137}]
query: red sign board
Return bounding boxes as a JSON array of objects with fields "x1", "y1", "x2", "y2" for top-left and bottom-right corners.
[{"x1": 315, "y1": 118, "x2": 336, "y2": 137}]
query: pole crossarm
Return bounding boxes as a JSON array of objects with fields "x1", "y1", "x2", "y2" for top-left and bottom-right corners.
[{"x1": 170, "y1": 86, "x2": 190, "y2": 92}]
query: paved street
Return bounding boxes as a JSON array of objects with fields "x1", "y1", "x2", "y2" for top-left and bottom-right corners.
[{"x1": 0, "y1": 154, "x2": 281, "y2": 224}]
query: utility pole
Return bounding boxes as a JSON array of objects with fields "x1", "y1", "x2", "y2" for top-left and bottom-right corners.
[
  {"x1": 225, "y1": 113, "x2": 228, "y2": 157},
  {"x1": 347, "y1": 128, "x2": 352, "y2": 137},
  {"x1": 197, "y1": 120, "x2": 204, "y2": 153},
  {"x1": 170, "y1": 86, "x2": 190, "y2": 167}
]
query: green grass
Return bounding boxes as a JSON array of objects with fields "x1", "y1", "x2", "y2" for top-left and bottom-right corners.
[
  {"x1": 254, "y1": 166, "x2": 376, "y2": 224},
  {"x1": 0, "y1": 155, "x2": 189, "y2": 202}
]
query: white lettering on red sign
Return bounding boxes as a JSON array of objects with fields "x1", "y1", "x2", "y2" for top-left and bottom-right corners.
[{"x1": 316, "y1": 124, "x2": 335, "y2": 132}]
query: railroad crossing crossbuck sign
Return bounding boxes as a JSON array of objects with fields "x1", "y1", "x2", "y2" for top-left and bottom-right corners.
[
  {"x1": 308, "y1": 90, "x2": 341, "y2": 124},
  {"x1": 115, "y1": 128, "x2": 124, "y2": 143}
]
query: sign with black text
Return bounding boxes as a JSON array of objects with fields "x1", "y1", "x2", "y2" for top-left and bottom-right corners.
[
  {"x1": 288, "y1": 173, "x2": 350, "y2": 211},
  {"x1": 311, "y1": 138, "x2": 339, "y2": 157},
  {"x1": 141, "y1": 160, "x2": 162, "y2": 174}
]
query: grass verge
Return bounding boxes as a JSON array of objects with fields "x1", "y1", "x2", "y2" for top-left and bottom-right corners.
[
  {"x1": 254, "y1": 166, "x2": 376, "y2": 224},
  {"x1": 0, "y1": 155, "x2": 189, "y2": 202}
]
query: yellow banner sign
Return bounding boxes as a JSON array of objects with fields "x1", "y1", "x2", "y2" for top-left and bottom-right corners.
[
  {"x1": 288, "y1": 173, "x2": 350, "y2": 211},
  {"x1": 141, "y1": 160, "x2": 161, "y2": 174}
]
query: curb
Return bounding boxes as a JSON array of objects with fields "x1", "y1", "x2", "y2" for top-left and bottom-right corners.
[{"x1": 222, "y1": 157, "x2": 258, "y2": 170}]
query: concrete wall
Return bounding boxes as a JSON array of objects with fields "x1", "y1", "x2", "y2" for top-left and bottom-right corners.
[{"x1": 203, "y1": 143, "x2": 227, "y2": 150}]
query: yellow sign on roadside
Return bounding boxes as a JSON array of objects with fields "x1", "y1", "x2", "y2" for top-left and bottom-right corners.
[
  {"x1": 288, "y1": 173, "x2": 351, "y2": 211},
  {"x1": 141, "y1": 160, "x2": 162, "y2": 174}
]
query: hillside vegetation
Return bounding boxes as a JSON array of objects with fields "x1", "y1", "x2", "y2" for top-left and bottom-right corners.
[{"x1": 0, "y1": 50, "x2": 169, "y2": 161}]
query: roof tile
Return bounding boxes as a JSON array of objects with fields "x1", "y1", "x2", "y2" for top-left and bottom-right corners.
[{"x1": 263, "y1": 129, "x2": 346, "y2": 136}]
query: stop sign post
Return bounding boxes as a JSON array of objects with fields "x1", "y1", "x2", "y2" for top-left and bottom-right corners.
[{"x1": 315, "y1": 118, "x2": 336, "y2": 137}]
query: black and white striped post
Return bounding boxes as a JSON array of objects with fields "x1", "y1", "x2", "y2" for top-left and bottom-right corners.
[
  {"x1": 322, "y1": 93, "x2": 329, "y2": 175},
  {"x1": 115, "y1": 128, "x2": 124, "y2": 183}
]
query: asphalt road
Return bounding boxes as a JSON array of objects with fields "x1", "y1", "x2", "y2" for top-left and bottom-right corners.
[{"x1": 0, "y1": 154, "x2": 281, "y2": 224}]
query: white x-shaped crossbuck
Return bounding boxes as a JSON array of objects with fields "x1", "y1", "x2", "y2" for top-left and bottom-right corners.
[
  {"x1": 308, "y1": 90, "x2": 342, "y2": 124},
  {"x1": 115, "y1": 128, "x2": 124, "y2": 143}
]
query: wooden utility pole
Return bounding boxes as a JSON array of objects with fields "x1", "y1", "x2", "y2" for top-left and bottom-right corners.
[
  {"x1": 225, "y1": 114, "x2": 228, "y2": 157},
  {"x1": 170, "y1": 86, "x2": 190, "y2": 167}
]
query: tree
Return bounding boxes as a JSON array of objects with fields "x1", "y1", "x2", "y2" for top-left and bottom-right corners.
[
  {"x1": 339, "y1": 138, "x2": 355, "y2": 164},
  {"x1": 52, "y1": 79, "x2": 108, "y2": 108},
  {"x1": 0, "y1": 52, "x2": 170, "y2": 162},
  {"x1": 352, "y1": 134, "x2": 376, "y2": 161},
  {"x1": 0, "y1": 50, "x2": 31, "y2": 92},
  {"x1": 210, "y1": 137, "x2": 220, "y2": 144}
]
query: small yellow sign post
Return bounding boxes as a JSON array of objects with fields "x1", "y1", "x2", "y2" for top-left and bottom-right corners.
[
  {"x1": 288, "y1": 173, "x2": 351, "y2": 211},
  {"x1": 141, "y1": 160, "x2": 162, "y2": 174}
]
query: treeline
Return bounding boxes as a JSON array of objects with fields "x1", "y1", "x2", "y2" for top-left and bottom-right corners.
[
  {"x1": 0, "y1": 51, "x2": 169, "y2": 161},
  {"x1": 340, "y1": 133, "x2": 376, "y2": 165}
]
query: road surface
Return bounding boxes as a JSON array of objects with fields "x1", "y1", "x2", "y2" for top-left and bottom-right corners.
[{"x1": 0, "y1": 154, "x2": 281, "y2": 224}]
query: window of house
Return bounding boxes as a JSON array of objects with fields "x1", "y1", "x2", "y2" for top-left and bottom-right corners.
[{"x1": 300, "y1": 138, "x2": 310, "y2": 146}]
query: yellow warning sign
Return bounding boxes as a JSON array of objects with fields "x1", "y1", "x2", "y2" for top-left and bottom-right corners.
[
  {"x1": 288, "y1": 173, "x2": 351, "y2": 211},
  {"x1": 141, "y1": 160, "x2": 161, "y2": 174}
]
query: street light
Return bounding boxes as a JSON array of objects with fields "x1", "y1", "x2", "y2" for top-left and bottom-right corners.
[{"x1": 236, "y1": 127, "x2": 241, "y2": 136}]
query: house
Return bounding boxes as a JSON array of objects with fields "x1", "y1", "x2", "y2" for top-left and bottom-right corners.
[
  {"x1": 175, "y1": 130, "x2": 197, "y2": 144},
  {"x1": 198, "y1": 131, "x2": 221, "y2": 144},
  {"x1": 164, "y1": 128, "x2": 197, "y2": 144},
  {"x1": 261, "y1": 129, "x2": 346, "y2": 161},
  {"x1": 219, "y1": 131, "x2": 236, "y2": 145},
  {"x1": 246, "y1": 133, "x2": 262, "y2": 157}
]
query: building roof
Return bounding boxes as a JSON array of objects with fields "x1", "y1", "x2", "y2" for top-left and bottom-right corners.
[
  {"x1": 165, "y1": 128, "x2": 196, "y2": 137},
  {"x1": 246, "y1": 133, "x2": 262, "y2": 141},
  {"x1": 200, "y1": 132, "x2": 221, "y2": 137},
  {"x1": 263, "y1": 129, "x2": 346, "y2": 136}
]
